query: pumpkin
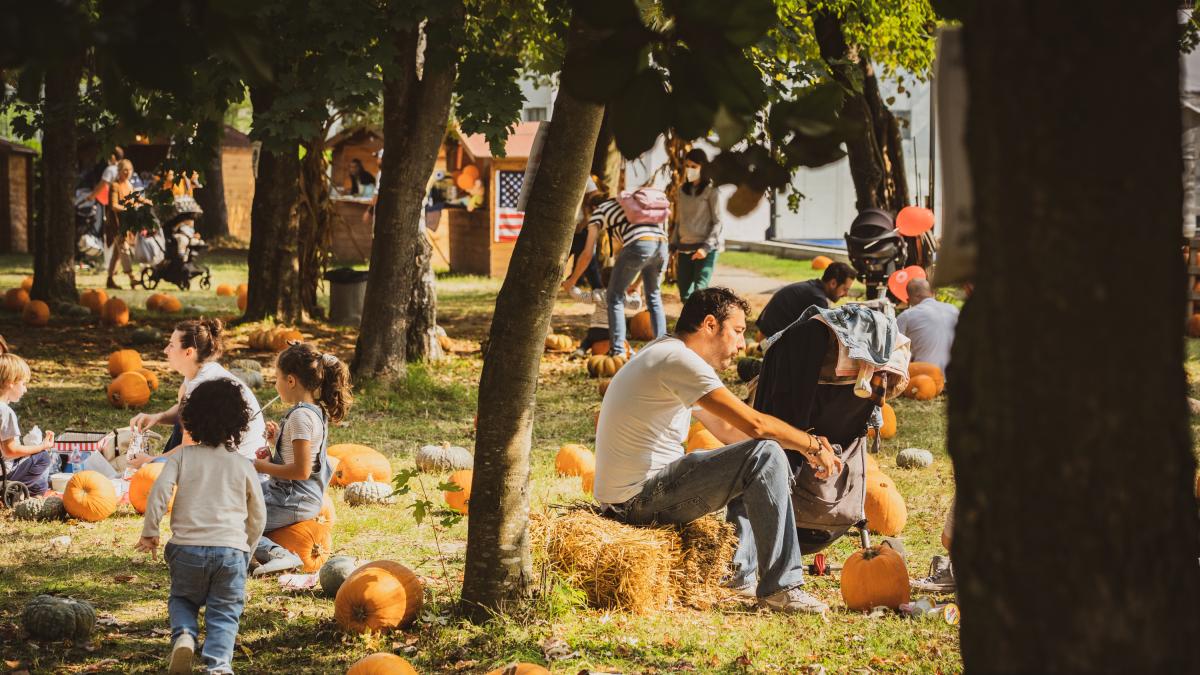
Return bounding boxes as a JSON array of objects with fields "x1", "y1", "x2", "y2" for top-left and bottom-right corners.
[
  {"x1": 880, "y1": 402, "x2": 897, "y2": 439},
  {"x1": 414, "y1": 443, "x2": 473, "y2": 473},
  {"x1": 896, "y1": 448, "x2": 933, "y2": 469},
  {"x1": 147, "y1": 293, "x2": 169, "y2": 311},
  {"x1": 236, "y1": 283, "x2": 248, "y2": 295},
  {"x1": 904, "y1": 375, "x2": 937, "y2": 401},
  {"x1": 486, "y1": 665, "x2": 551, "y2": 675},
  {"x1": 444, "y1": 470, "x2": 472, "y2": 514},
  {"x1": 598, "y1": 379, "x2": 611, "y2": 398},
  {"x1": 586, "y1": 354, "x2": 626, "y2": 378},
  {"x1": 555, "y1": 444, "x2": 595, "y2": 477},
  {"x1": 129, "y1": 462, "x2": 175, "y2": 514},
  {"x1": 864, "y1": 452, "x2": 881, "y2": 475},
  {"x1": 334, "y1": 560, "x2": 424, "y2": 633},
  {"x1": 811, "y1": 255, "x2": 833, "y2": 270},
  {"x1": 629, "y1": 310, "x2": 654, "y2": 341},
  {"x1": 137, "y1": 368, "x2": 160, "y2": 392},
  {"x1": 13, "y1": 495, "x2": 66, "y2": 521},
  {"x1": 1190, "y1": 314, "x2": 1200, "y2": 338},
  {"x1": 347, "y1": 652, "x2": 419, "y2": 675},
  {"x1": 63, "y1": 470, "x2": 118, "y2": 522},
  {"x1": 237, "y1": 289, "x2": 248, "y2": 311},
  {"x1": 101, "y1": 297, "x2": 129, "y2": 326},
  {"x1": 80, "y1": 289, "x2": 108, "y2": 315},
  {"x1": 23, "y1": 299, "x2": 49, "y2": 326},
  {"x1": 158, "y1": 295, "x2": 183, "y2": 313},
  {"x1": 334, "y1": 449, "x2": 393, "y2": 487},
  {"x1": 22, "y1": 594, "x2": 96, "y2": 641},
  {"x1": 320, "y1": 493, "x2": 337, "y2": 524},
  {"x1": 267, "y1": 519, "x2": 333, "y2": 572},
  {"x1": 271, "y1": 328, "x2": 303, "y2": 352},
  {"x1": 581, "y1": 470, "x2": 594, "y2": 495},
  {"x1": 108, "y1": 371, "x2": 152, "y2": 409},
  {"x1": 345, "y1": 476, "x2": 394, "y2": 506},
  {"x1": 230, "y1": 368, "x2": 264, "y2": 390},
  {"x1": 589, "y1": 340, "x2": 632, "y2": 356},
  {"x1": 864, "y1": 475, "x2": 907, "y2": 536},
  {"x1": 685, "y1": 421, "x2": 723, "y2": 453},
  {"x1": 319, "y1": 555, "x2": 359, "y2": 598},
  {"x1": 329, "y1": 443, "x2": 375, "y2": 461},
  {"x1": 20, "y1": 275, "x2": 33, "y2": 291},
  {"x1": 4, "y1": 287, "x2": 29, "y2": 311},
  {"x1": 840, "y1": 544, "x2": 910, "y2": 611},
  {"x1": 215, "y1": 284, "x2": 235, "y2": 297},
  {"x1": 544, "y1": 334, "x2": 574, "y2": 352},
  {"x1": 107, "y1": 349, "x2": 143, "y2": 377},
  {"x1": 907, "y1": 362, "x2": 945, "y2": 395}
]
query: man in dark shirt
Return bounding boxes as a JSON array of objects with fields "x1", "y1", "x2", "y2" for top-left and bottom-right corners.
[{"x1": 755, "y1": 262, "x2": 855, "y2": 338}]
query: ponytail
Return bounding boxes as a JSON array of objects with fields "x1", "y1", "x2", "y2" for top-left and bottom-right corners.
[{"x1": 276, "y1": 342, "x2": 353, "y2": 424}]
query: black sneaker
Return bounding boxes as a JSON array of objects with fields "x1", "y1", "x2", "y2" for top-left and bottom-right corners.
[{"x1": 910, "y1": 555, "x2": 956, "y2": 593}]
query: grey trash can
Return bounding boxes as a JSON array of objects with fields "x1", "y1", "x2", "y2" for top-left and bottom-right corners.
[{"x1": 325, "y1": 268, "x2": 369, "y2": 326}]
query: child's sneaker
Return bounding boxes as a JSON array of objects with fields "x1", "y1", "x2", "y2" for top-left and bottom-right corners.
[
  {"x1": 251, "y1": 548, "x2": 303, "y2": 576},
  {"x1": 568, "y1": 286, "x2": 588, "y2": 302},
  {"x1": 168, "y1": 632, "x2": 195, "y2": 674},
  {"x1": 910, "y1": 555, "x2": 956, "y2": 593}
]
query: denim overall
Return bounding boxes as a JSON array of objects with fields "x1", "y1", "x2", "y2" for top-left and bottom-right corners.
[{"x1": 255, "y1": 402, "x2": 330, "y2": 562}]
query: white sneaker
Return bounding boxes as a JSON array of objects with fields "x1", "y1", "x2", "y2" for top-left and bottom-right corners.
[
  {"x1": 168, "y1": 633, "x2": 195, "y2": 674},
  {"x1": 568, "y1": 286, "x2": 588, "y2": 302},
  {"x1": 251, "y1": 548, "x2": 302, "y2": 576},
  {"x1": 625, "y1": 292, "x2": 644, "y2": 312},
  {"x1": 591, "y1": 289, "x2": 605, "y2": 304},
  {"x1": 759, "y1": 586, "x2": 829, "y2": 615}
]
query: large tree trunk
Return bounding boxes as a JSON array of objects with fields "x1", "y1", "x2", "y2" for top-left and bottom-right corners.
[
  {"x1": 460, "y1": 87, "x2": 605, "y2": 620},
  {"x1": 948, "y1": 2, "x2": 1200, "y2": 670},
  {"x1": 32, "y1": 57, "x2": 81, "y2": 304},
  {"x1": 810, "y1": 8, "x2": 909, "y2": 213},
  {"x1": 298, "y1": 135, "x2": 332, "y2": 320},
  {"x1": 193, "y1": 118, "x2": 230, "y2": 240},
  {"x1": 246, "y1": 86, "x2": 305, "y2": 324},
  {"x1": 405, "y1": 231, "x2": 441, "y2": 361},
  {"x1": 351, "y1": 14, "x2": 456, "y2": 380}
]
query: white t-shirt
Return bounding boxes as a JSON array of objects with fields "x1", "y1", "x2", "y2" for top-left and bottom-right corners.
[
  {"x1": 895, "y1": 298, "x2": 960, "y2": 372},
  {"x1": 0, "y1": 401, "x2": 20, "y2": 472},
  {"x1": 100, "y1": 164, "x2": 118, "y2": 184},
  {"x1": 594, "y1": 336, "x2": 725, "y2": 504},
  {"x1": 184, "y1": 362, "x2": 266, "y2": 460}
]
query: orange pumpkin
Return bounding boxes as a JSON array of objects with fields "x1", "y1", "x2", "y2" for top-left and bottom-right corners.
[
  {"x1": 271, "y1": 328, "x2": 303, "y2": 352},
  {"x1": 864, "y1": 474, "x2": 907, "y2": 536},
  {"x1": 864, "y1": 452, "x2": 881, "y2": 475},
  {"x1": 236, "y1": 283, "x2": 248, "y2": 295},
  {"x1": 237, "y1": 289, "x2": 248, "y2": 311},
  {"x1": 904, "y1": 375, "x2": 937, "y2": 401},
  {"x1": 22, "y1": 300, "x2": 49, "y2": 326},
  {"x1": 907, "y1": 362, "x2": 945, "y2": 395},
  {"x1": 108, "y1": 371, "x2": 152, "y2": 408},
  {"x1": 585, "y1": 354, "x2": 626, "y2": 378},
  {"x1": 333, "y1": 449, "x2": 393, "y2": 487},
  {"x1": 486, "y1": 665, "x2": 551, "y2": 675},
  {"x1": 629, "y1": 310, "x2": 654, "y2": 341},
  {"x1": 215, "y1": 284, "x2": 235, "y2": 297},
  {"x1": 267, "y1": 519, "x2": 333, "y2": 572},
  {"x1": 334, "y1": 560, "x2": 424, "y2": 633},
  {"x1": 63, "y1": 470, "x2": 118, "y2": 522},
  {"x1": 589, "y1": 340, "x2": 632, "y2": 356},
  {"x1": 80, "y1": 289, "x2": 108, "y2": 315},
  {"x1": 555, "y1": 444, "x2": 594, "y2": 477},
  {"x1": 685, "y1": 421, "x2": 723, "y2": 453},
  {"x1": 444, "y1": 470, "x2": 472, "y2": 514},
  {"x1": 137, "y1": 368, "x2": 160, "y2": 392},
  {"x1": 158, "y1": 295, "x2": 183, "y2": 313},
  {"x1": 328, "y1": 443, "x2": 374, "y2": 461},
  {"x1": 102, "y1": 297, "x2": 130, "y2": 326},
  {"x1": 319, "y1": 492, "x2": 337, "y2": 525},
  {"x1": 20, "y1": 275, "x2": 33, "y2": 291},
  {"x1": 581, "y1": 470, "x2": 594, "y2": 495},
  {"x1": 347, "y1": 653, "x2": 419, "y2": 675},
  {"x1": 811, "y1": 255, "x2": 833, "y2": 270},
  {"x1": 5, "y1": 287, "x2": 29, "y2": 311},
  {"x1": 129, "y1": 462, "x2": 175, "y2": 514},
  {"x1": 880, "y1": 402, "x2": 897, "y2": 439},
  {"x1": 107, "y1": 349, "x2": 143, "y2": 377},
  {"x1": 840, "y1": 544, "x2": 910, "y2": 611}
]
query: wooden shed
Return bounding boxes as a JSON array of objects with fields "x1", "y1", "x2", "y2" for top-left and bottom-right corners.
[
  {"x1": 219, "y1": 126, "x2": 256, "y2": 242},
  {"x1": 328, "y1": 126, "x2": 383, "y2": 195},
  {"x1": 0, "y1": 138, "x2": 35, "y2": 253}
]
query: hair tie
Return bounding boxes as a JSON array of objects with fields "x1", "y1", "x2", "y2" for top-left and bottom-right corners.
[{"x1": 320, "y1": 353, "x2": 338, "y2": 367}]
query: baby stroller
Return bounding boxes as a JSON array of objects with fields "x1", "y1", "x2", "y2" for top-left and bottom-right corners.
[
  {"x1": 139, "y1": 198, "x2": 211, "y2": 291},
  {"x1": 74, "y1": 190, "x2": 106, "y2": 271}
]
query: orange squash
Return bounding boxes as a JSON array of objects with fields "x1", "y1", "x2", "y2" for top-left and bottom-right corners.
[
  {"x1": 581, "y1": 470, "x2": 594, "y2": 495},
  {"x1": 347, "y1": 653, "x2": 419, "y2": 675},
  {"x1": 158, "y1": 295, "x2": 183, "y2": 313},
  {"x1": 907, "y1": 362, "x2": 945, "y2": 395},
  {"x1": 63, "y1": 470, "x2": 118, "y2": 522},
  {"x1": 20, "y1": 275, "x2": 33, "y2": 291},
  {"x1": 629, "y1": 310, "x2": 654, "y2": 341},
  {"x1": 5, "y1": 287, "x2": 29, "y2": 311},
  {"x1": 107, "y1": 349, "x2": 143, "y2": 377},
  {"x1": 80, "y1": 289, "x2": 108, "y2": 315},
  {"x1": 236, "y1": 283, "x2": 248, "y2": 295},
  {"x1": 334, "y1": 560, "x2": 424, "y2": 633},
  {"x1": 267, "y1": 519, "x2": 333, "y2": 572},
  {"x1": 486, "y1": 665, "x2": 551, "y2": 675},
  {"x1": 685, "y1": 421, "x2": 723, "y2": 453},
  {"x1": 107, "y1": 371, "x2": 152, "y2": 408},
  {"x1": 585, "y1": 354, "x2": 626, "y2": 378},
  {"x1": 328, "y1": 443, "x2": 374, "y2": 461},
  {"x1": 589, "y1": 340, "x2": 632, "y2": 356},
  {"x1": 102, "y1": 297, "x2": 129, "y2": 326},
  {"x1": 271, "y1": 328, "x2": 303, "y2": 352},
  {"x1": 904, "y1": 374, "x2": 937, "y2": 401},
  {"x1": 129, "y1": 462, "x2": 175, "y2": 514},
  {"x1": 840, "y1": 544, "x2": 910, "y2": 611},
  {"x1": 880, "y1": 402, "x2": 897, "y2": 439},
  {"x1": 215, "y1": 284, "x2": 235, "y2": 297},
  {"x1": 544, "y1": 334, "x2": 574, "y2": 352},
  {"x1": 555, "y1": 444, "x2": 594, "y2": 477},
  {"x1": 864, "y1": 452, "x2": 881, "y2": 476},
  {"x1": 333, "y1": 449, "x2": 393, "y2": 487},
  {"x1": 237, "y1": 289, "x2": 248, "y2": 311},
  {"x1": 811, "y1": 255, "x2": 833, "y2": 270},
  {"x1": 22, "y1": 300, "x2": 49, "y2": 326},
  {"x1": 444, "y1": 470, "x2": 472, "y2": 514},
  {"x1": 864, "y1": 474, "x2": 907, "y2": 536},
  {"x1": 137, "y1": 368, "x2": 159, "y2": 392}
]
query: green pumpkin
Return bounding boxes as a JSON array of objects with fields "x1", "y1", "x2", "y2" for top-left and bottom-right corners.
[
  {"x1": 130, "y1": 327, "x2": 163, "y2": 345},
  {"x1": 22, "y1": 594, "x2": 95, "y2": 641},
  {"x1": 14, "y1": 496, "x2": 67, "y2": 521},
  {"x1": 318, "y1": 556, "x2": 359, "y2": 598}
]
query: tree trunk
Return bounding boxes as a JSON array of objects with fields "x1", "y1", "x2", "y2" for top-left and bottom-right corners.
[
  {"x1": 460, "y1": 87, "x2": 605, "y2": 620},
  {"x1": 810, "y1": 8, "x2": 909, "y2": 213},
  {"x1": 298, "y1": 135, "x2": 332, "y2": 320},
  {"x1": 246, "y1": 86, "x2": 305, "y2": 324},
  {"x1": 949, "y1": 2, "x2": 1200, "y2": 670},
  {"x1": 32, "y1": 57, "x2": 81, "y2": 304},
  {"x1": 193, "y1": 118, "x2": 230, "y2": 240},
  {"x1": 351, "y1": 16, "x2": 456, "y2": 380},
  {"x1": 405, "y1": 231, "x2": 441, "y2": 361}
]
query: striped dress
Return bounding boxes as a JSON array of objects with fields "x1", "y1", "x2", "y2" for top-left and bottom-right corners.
[{"x1": 588, "y1": 199, "x2": 667, "y2": 247}]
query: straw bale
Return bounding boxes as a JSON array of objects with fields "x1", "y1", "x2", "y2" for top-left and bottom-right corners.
[{"x1": 673, "y1": 516, "x2": 738, "y2": 609}]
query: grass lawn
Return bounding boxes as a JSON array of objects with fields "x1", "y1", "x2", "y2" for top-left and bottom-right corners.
[
  {"x1": 718, "y1": 250, "x2": 826, "y2": 282},
  {"x1": 0, "y1": 251, "x2": 968, "y2": 673}
]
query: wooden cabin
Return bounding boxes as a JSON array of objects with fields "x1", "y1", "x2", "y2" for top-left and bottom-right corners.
[
  {"x1": 0, "y1": 138, "x2": 35, "y2": 253},
  {"x1": 219, "y1": 126, "x2": 256, "y2": 242}
]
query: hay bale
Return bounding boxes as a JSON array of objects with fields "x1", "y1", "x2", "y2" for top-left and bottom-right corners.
[{"x1": 674, "y1": 516, "x2": 738, "y2": 610}]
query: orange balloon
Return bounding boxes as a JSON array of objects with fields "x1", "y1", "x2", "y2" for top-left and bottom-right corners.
[
  {"x1": 456, "y1": 165, "x2": 480, "y2": 191},
  {"x1": 896, "y1": 206, "x2": 934, "y2": 236},
  {"x1": 887, "y1": 265, "x2": 927, "y2": 303}
]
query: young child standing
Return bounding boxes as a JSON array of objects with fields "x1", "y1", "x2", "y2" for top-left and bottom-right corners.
[
  {"x1": 0, "y1": 354, "x2": 55, "y2": 496},
  {"x1": 251, "y1": 342, "x2": 352, "y2": 576},
  {"x1": 136, "y1": 378, "x2": 265, "y2": 675}
]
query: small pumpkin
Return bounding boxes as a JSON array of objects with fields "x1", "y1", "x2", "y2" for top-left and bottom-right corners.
[
  {"x1": 896, "y1": 448, "x2": 933, "y2": 469},
  {"x1": 347, "y1": 652, "x2": 419, "y2": 675},
  {"x1": 544, "y1": 334, "x2": 574, "y2": 352},
  {"x1": 880, "y1": 402, "x2": 897, "y2": 439},
  {"x1": 129, "y1": 462, "x2": 175, "y2": 514},
  {"x1": 20, "y1": 275, "x2": 33, "y2": 291},
  {"x1": 840, "y1": 544, "x2": 910, "y2": 611},
  {"x1": 237, "y1": 289, "x2": 248, "y2": 311},
  {"x1": 158, "y1": 295, "x2": 183, "y2": 313},
  {"x1": 101, "y1": 297, "x2": 129, "y2": 326},
  {"x1": 230, "y1": 367, "x2": 264, "y2": 390},
  {"x1": 864, "y1": 452, "x2": 881, "y2": 476},
  {"x1": 334, "y1": 560, "x2": 424, "y2": 634},
  {"x1": 629, "y1": 310, "x2": 654, "y2": 341},
  {"x1": 585, "y1": 354, "x2": 626, "y2": 378},
  {"x1": 22, "y1": 299, "x2": 50, "y2": 326},
  {"x1": 267, "y1": 519, "x2": 333, "y2": 572},
  {"x1": 63, "y1": 470, "x2": 118, "y2": 522},
  {"x1": 907, "y1": 362, "x2": 945, "y2": 395},
  {"x1": 811, "y1": 255, "x2": 833, "y2": 270},
  {"x1": 414, "y1": 443, "x2": 473, "y2": 473},
  {"x1": 444, "y1": 469, "x2": 472, "y2": 514},
  {"x1": 904, "y1": 375, "x2": 937, "y2": 401},
  {"x1": 598, "y1": 379, "x2": 611, "y2": 398},
  {"x1": 215, "y1": 284, "x2": 235, "y2": 297},
  {"x1": 685, "y1": 421, "x2": 723, "y2": 453},
  {"x1": 14, "y1": 495, "x2": 66, "y2": 521},
  {"x1": 107, "y1": 349, "x2": 143, "y2": 377},
  {"x1": 864, "y1": 475, "x2": 907, "y2": 536},
  {"x1": 486, "y1": 665, "x2": 551, "y2": 675},
  {"x1": 22, "y1": 594, "x2": 96, "y2": 641},
  {"x1": 271, "y1": 328, "x2": 303, "y2": 352},
  {"x1": 108, "y1": 371, "x2": 152, "y2": 409},
  {"x1": 334, "y1": 449, "x2": 393, "y2": 487},
  {"x1": 555, "y1": 444, "x2": 595, "y2": 477},
  {"x1": 319, "y1": 555, "x2": 359, "y2": 598},
  {"x1": 345, "y1": 475, "x2": 394, "y2": 506},
  {"x1": 80, "y1": 289, "x2": 108, "y2": 315},
  {"x1": 581, "y1": 470, "x2": 594, "y2": 495},
  {"x1": 588, "y1": 339, "x2": 632, "y2": 356},
  {"x1": 4, "y1": 287, "x2": 29, "y2": 311}
]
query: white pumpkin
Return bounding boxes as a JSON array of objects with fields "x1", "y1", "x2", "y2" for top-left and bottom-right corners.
[
  {"x1": 414, "y1": 442, "x2": 474, "y2": 473},
  {"x1": 344, "y1": 475, "x2": 394, "y2": 506}
]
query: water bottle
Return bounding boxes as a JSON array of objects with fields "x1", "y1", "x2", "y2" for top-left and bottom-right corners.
[{"x1": 68, "y1": 449, "x2": 82, "y2": 474}]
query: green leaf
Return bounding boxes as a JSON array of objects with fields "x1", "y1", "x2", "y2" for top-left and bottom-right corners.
[
  {"x1": 412, "y1": 499, "x2": 428, "y2": 525},
  {"x1": 560, "y1": 28, "x2": 650, "y2": 103},
  {"x1": 438, "y1": 481, "x2": 463, "y2": 493},
  {"x1": 611, "y1": 68, "x2": 671, "y2": 158}
]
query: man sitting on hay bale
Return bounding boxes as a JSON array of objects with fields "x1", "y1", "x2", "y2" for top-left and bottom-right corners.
[{"x1": 594, "y1": 287, "x2": 843, "y2": 614}]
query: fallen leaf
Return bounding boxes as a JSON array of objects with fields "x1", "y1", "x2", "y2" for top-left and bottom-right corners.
[
  {"x1": 5, "y1": 661, "x2": 23, "y2": 669},
  {"x1": 735, "y1": 653, "x2": 752, "y2": 667},
  {"x1": 113, "y1": 574, "x2": 137, "y2": 584}
]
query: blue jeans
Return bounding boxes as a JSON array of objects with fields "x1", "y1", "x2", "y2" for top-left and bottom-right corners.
[
  {"x1": 7, "y1": 451, "x2": 51, "y2": 495},
  {"x1": 608, "y1": 238, "x2": 668, "y2": 356},
  {"x1": 609, "y1": 439, "x2": 805, "y2": 598},
  {"x1": 166, "y1": 543, "x2": 250, "y2": 674}
]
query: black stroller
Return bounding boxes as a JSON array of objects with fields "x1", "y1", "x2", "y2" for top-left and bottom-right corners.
[{"x1": 139, "y1": 198, "x2": 211, "y2": 291}]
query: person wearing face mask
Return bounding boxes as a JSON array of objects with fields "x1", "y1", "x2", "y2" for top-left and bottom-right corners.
[{"x1": 671, "y1": 149, "x2": 724, "y2": 303}]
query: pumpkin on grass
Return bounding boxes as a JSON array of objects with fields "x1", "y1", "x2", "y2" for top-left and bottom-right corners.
[
  {"x1": 137, "y1": 368, "x2": 160, "y2": 392},
  {"x1": 629, "y1": 310, "x2": 654, "y2": 341},
  {"x1": 320, "y1": 493, "x2": 337, "y2": 525},
  {"x1": 80, "y1": 289, "x2": 108, "y2": 315},
  {"x1": 108, "y1": 371, "x2": 152, "y2": 408},
  {"x1": 267, "y1": 519, "x2": 333, "y2": 572},
  {"x1": 328, "y1": 443, "x2": 374, "y2": 461},
  {"x1": 22, "y1": 595, "x2": 95, "y2": 641},
  {"x1": 237, "y1": 289, "x2": 248, "y2": 311},
  {"x1": 107, "y1": 349, "x2": 143, "y2": 377},
  {"x1": 102, "y1": 297, "x2": 129, "y2": 326},
  {"x1": 22, "y1": 299, "x2": 49, "y2": 326},
  {"x1": 864, "y1": 452, "x2": 881, "y2": 476},
  {"x1": 588, "y1": 339, "x2": 632, "y2": 356},
  {"x1": 333, "y1": 449, "x2": 393, "y2": 486},
  {"x1": 585, "y1": 354, "x2": 626, "y2": 378},
  {"x1": 907, "y1": 362, "x2": 945, "y2": 395},
  {"x1": 685, "y1": 421, "x2": 723, "y2": 453},
  {"x1": 20, "y1": 275, "x2": 33, "y2": 291},
  {"x1": 864, "y1": 474, "x2": 907, "y2": 536},
  {"x1": 581, "y1": 470, "x2": 594, "y2": 495},
  {"x1": 4, "y1": 287, "x2": 29, "y2": 312},
  {"x1": 158, "y1": 295, "x2": 183, "y2": 313},
  {"x1": 347, "y1": 652, "x2": 419, "y2": 675},
  {"x1": 319, "y1": 555, "x2": 359, "y2": 598},
  {"x1": 215, "y1": 284, "x2": 235, "y2": 297},
  {"x1": 14, "y1": 495, "x2": 66, "y2": 521},
  {"x1": 129, "y1": 462, "x2": 175, "y2": 514},
  {"x1": 880, "y1": 402, "x2": 897, "y2": 439},
  {"x1": 555, "y1": 444, "x2": 594, "y2": 477},
  {"x1": 444, "y1": 470, "x2": 472, "y2": 514},
  {"x1": 544, "y1": 334, "x2": 574, "y2": 352},
  {"x1": 840, "y1": 544, "x2": 910, "y2": 610},
  {"x1": 904, "y1": 375, "x2": 937, "y2": 401},
  {"x1": 811, "y1": 255, "x2": 833, "y2": 270},
  {"x1": 63, "y1": 470, "x2": 118, "y2": 522},
  {"x1": 415, "y1": 443, "x2": 473, "y2": 473},
  {"x1": 334, "y1": 560, "x2": 424, "y2": 633}
]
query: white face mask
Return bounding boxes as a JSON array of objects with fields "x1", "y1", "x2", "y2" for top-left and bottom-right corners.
[{"x1": 685, "y1": 167, "x2": 701, "y2": 183}]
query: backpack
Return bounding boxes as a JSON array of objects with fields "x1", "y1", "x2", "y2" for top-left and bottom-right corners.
[{"x1": 617, "y1": 187, "x2": 670, "y2": 225}]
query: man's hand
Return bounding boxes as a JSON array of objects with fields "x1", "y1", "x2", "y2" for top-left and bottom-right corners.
[
  {"x1": 806, "y1": 436, "x2": 843, "y2": 480},
  {"x1": 690, "y1": 249, "x2": 708, "y2": 260},
  {"x1": 560, "y1": 278, "x2": 576, "y2": 294},
  {"x1": 135, "y1": 536, "x2": 160, "y2": 559}
]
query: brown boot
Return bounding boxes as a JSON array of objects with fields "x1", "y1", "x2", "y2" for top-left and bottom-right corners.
[{"x1": 106, "y1": 277, "x2": 122, "y2": 290}]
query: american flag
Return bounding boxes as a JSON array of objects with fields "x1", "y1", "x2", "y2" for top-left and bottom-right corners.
[{"x1": 494, "y1": 170, "x2": 525, "y2": 242}]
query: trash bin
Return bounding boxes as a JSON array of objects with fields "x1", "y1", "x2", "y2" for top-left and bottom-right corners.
[{"x1": 324, "y1": 267, "x2": 370, "y2": 325}]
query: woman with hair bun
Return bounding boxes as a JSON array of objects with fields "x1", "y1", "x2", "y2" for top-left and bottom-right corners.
[{"x1": 128, "y1": 318, "x2": 266, "y2": 467}]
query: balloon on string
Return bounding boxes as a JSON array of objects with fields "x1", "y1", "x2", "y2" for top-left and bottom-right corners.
[
  {"x1": 456, "y1": 164, "x2": 480, "y2": 191},
  {"x1": 896, "y1": 206, "x2": 935, "y2": 236},
  {"x1": 888, "y1": 265, "x2": 928, "y2": 303}
]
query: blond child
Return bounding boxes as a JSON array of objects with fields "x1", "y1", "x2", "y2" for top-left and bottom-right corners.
[{"x1": 0, "y1": 354, "x2": 55, "y2": 495}]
